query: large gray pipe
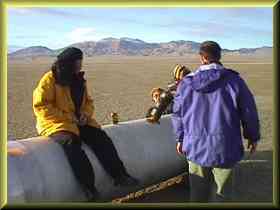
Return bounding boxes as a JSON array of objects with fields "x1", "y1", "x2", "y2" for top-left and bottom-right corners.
[{"x1": 8, "y1": 115, "x2": 186, "y2": 203}]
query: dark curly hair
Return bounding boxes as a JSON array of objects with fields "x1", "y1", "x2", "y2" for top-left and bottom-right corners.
[{"x1": 51, "y1": 47, "x2": 83, "y2": 86}]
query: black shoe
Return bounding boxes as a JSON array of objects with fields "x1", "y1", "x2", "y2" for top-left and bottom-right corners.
[{"x1": 114, "y1": 175, "x2": 139, "y2": 187}]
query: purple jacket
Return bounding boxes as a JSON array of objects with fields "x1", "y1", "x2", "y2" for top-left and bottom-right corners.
[{"x1": 171, "y1": 63, "x2": 260, "y2": 167}]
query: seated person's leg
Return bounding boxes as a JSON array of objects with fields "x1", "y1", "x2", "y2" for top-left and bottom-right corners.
[
  {"x1": 79, "y1": 125, "x2": 139, "y2": 186},
  {"x1": 50, "y1": 131, "x2": 98, "y2": 199}
]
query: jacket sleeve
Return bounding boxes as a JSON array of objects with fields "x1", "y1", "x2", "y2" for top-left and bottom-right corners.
[
  {"x1": 82, "y1": 85, "x2": 95, "y2": 118},
  {"x1": 171, "y1": 84, "x2": 184, "y2": 142},
  {"x1": 33, "y1": 76, "x2": 73, "y2": 122},
  {"x1": 237, "y1": 77, "x2": 260, "y2": 142}
]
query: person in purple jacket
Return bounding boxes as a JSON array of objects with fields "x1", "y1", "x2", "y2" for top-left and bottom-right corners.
[{"x1": 172, "y1": 41, "x2": 260, "y2": 202}]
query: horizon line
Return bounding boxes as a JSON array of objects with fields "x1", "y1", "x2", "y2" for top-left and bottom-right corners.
[{"x1": 8, "y1": 37, "x2": 273, "y2": 52}]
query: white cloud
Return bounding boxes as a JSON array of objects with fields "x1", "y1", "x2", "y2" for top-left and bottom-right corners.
[{"x1": 66, "y1": 27, "x2": 99, "y2": 43}]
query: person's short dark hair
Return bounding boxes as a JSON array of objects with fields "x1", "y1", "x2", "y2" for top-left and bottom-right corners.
[{"x1": 199, "y1": 41, "x2": 222, "y2": 61}]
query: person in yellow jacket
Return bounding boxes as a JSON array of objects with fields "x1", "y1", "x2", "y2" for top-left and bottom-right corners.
[{"x1": 33, "y1": 47, "x2": 138, "y2": 201}]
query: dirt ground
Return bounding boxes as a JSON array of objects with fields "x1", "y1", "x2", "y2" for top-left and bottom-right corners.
[
  {"x1": 8, "y1": 55, "x2": 274, "y2": 203},
  {"x1": 118, "y1": 151, "x2": 273, "y2": 203}
]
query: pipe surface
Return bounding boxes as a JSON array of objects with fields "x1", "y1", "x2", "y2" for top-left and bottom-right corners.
[{"x1": 8, "y1": 115, "x2": 186, "y2": 203}]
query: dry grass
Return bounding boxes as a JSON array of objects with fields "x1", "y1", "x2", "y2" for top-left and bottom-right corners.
[{"x1": 8, "y1": 55, "x2": 274, "y2": 202}]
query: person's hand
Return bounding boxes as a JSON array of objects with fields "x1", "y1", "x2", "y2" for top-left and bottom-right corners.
[
  {"x1": 95, "y1": 122, "x2": 102, "y2": 129},
  {"x1": 78, "y1": 114, "x2": 88, "y2": 126},
  {"x1": 176, "y1": 142, "x2": 183, "y2": 155},
  {"x1": 8, "y1": 147, "x2": 27, "y2": 156},
  {"x1": 247, "y1": 139, "x2": 258, "y2": 154}
]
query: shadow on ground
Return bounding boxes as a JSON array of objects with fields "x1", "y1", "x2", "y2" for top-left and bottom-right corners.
[{"x1": 126, "y1": 150, "x2": 273, "y2": 203}]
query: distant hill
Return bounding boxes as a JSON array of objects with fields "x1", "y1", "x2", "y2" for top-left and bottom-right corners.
[
  {"x1": 9, "y1": 46, "x2": 54, "y2": 58},
  {"x1": 8, "y1": 45, "x2": 25, "y2": 54},
  {"x1": 8, "y1": 38, "x2": 273, "y2": 58}
]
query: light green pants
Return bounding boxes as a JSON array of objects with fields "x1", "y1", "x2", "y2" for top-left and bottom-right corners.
[{"x1": 188, "y1": 161, "x2": 234, "y2": 202}]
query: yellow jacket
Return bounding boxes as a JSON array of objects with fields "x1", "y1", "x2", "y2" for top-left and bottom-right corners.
[{"x1": 33, "y1": 71, "x2": 100, "y2": 137}]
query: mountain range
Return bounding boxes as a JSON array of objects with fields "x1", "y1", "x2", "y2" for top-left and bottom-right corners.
[
  {"x1": 9, "y1": 37, "x2": 272, "y2": 58},
  {"x1": 8, "y1": 45, "x2": 25, "y2": 54}
]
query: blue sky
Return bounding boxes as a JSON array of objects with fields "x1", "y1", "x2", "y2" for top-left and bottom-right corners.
[{"x1": 8, "y1": 8, "x2": 273, "y2": 50}]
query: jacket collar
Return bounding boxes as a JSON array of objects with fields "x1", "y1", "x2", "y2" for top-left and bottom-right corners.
[{"x1": 187, "y1": 63, "x2": 224, "y2": 77}]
